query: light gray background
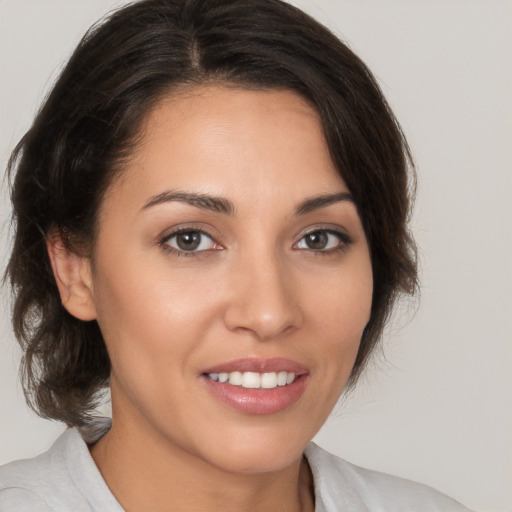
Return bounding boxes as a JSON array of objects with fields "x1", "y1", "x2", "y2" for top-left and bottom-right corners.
[{"x1": 1, "y1": 1, "x2": 510, "y2": 511}]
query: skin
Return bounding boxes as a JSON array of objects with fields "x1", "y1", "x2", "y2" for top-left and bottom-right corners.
[{"x1": 49, "y1": 86, "x2": 373, "y2": 511}]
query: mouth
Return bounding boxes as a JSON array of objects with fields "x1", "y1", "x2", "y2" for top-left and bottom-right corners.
[
  {"x1": 200, "y1": 358, "x2": 309, "y2": 415},
  {"x1": 206, "y1": 370, "x2": 297, "y2": 389}
]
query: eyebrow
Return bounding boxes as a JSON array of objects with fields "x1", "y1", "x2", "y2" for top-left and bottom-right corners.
[
  {"x1": 141, "y1": 190, "x2": 353, "y2": 216},
  {"x1": 294, "y1": 192, "x2": 354, "y2": 215},
  {"x1": 141, "y1": 190, "x2": 235, "y2": 215}
]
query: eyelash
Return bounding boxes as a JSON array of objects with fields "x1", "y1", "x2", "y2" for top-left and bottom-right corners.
[
  {"x1": 158, "y1": 226, "x2": 352, "y2": 258},
  {"x1": 159, "y1": 227, "x2": 219, "y2": 258},
  {"x1": 294, "y1": 228, "x2": 353, "y2": 255}
]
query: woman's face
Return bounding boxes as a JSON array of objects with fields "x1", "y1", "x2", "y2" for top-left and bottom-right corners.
[{"x1": 87, "y1": 86, "x2": 373, "y2": 473}]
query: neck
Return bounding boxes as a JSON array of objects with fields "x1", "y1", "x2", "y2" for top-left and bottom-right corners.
[{"x1": 89, "y1": 411, "x2": 314, "y2": 512}]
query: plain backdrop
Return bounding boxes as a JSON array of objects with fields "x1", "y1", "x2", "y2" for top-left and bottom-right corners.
[{"x1": 1, "y1": 1, "x2": 511, "y2": 511}]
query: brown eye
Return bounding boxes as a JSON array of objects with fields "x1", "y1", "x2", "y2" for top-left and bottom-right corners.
[
  {"x1": 295, "y1": 229, "x2": 349, "y2": 252},
  {"x1": 303, "y1": 232, "x2": 329, "y2": 250},
  {"x1": 163, "y1": 230, "x2": 216, "y2": 252},
  {"x1": 175, "y1": 232, "x2": 201, "y2": 251}
]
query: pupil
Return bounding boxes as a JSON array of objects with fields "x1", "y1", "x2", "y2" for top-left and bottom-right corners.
[
  {"x1": 177, "y1": 232, "x2": 201, "y2": 251},
  {"x1": 306, "y1": 232, "x2": 328, "y2": 249}
]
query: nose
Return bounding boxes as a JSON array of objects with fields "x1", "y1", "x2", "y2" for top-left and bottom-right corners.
[{"x1": 223, "y1": 251, "x2": 303, "y2": 341}]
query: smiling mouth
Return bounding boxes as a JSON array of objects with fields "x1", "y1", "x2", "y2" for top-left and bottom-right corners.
[
  {"x1": 201, "y1": 358, "x2": 309, "y2": 414},
  {"x1": 206, "y1": 371, "x2": 297, "y2": 389}
]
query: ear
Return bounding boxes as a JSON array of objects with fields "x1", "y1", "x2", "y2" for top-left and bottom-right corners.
[{"x1": 46, "y1": 231, "x2": 97, "y2": 321}]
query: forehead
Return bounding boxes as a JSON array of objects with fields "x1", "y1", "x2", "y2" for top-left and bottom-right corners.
[{"x1": 106, "y1": 85, "x2": 347, "y2": 213}]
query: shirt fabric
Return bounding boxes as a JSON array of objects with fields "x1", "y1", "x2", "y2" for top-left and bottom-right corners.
[{"x1": 0, "y1": 423, "x2": 473, "y2": 511}]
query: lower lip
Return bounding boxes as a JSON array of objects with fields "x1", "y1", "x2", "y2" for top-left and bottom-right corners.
[{"x1": 201, "y1": 375, "x2": 309, "y2": 415}]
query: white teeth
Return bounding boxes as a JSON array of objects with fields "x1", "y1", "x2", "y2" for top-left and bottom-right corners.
[
  {"x1": 260, "y1": 372, "x2": 277, "y2": 389},
  {"x1": 277, "y1": 371, "x2": 288, "y2": 386},
  {"x1": 242, "y1": 372, "x2": 260, "y2": 388},
  {"x1": 207, "y1": 371, "x2": 297, "y2": 389},
  {"x1": 228, "y1": 371, "x2": 243, "y2": 385}
]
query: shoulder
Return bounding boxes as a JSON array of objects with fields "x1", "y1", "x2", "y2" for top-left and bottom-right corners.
[
  {"x1": 0, "y1": 436, "x2": 65, "y2": 511},
  {"x1": 304, "y1": 442, "x2": 474, "y2": 512},
  {"x1": 1, "y1": 422, "x2": 121, "y2": 511},
  {"x1": 0, "y1": 428, "x2": 76, "y2": 510},
  {"x1": 0, "y1": 487, "x2": 52, "y2": 512},
  {"x1": 0, "y1": 426, "x2": 116, "y2": 512}
]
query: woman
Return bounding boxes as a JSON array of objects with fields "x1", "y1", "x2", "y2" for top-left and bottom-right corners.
[{"x1": 0, "y1": 0, "x2": 473, "y2": 510}]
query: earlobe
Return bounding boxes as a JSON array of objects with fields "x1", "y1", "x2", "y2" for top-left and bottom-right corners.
[{"x1": 46, "y1": 231, "x2": 97, "y2": 321}]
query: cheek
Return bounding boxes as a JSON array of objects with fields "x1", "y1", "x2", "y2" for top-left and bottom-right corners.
[
  {"x1": 91, "y1": 254, "x2": 221, "y2": 376},
  {"x1": 91, "y1": 263, "x2": 223, "y2": 428},
  {"x1": 310, "y1": 261, "x2": 372, "y2": 335},
  {"x1": 307, "y1": 258, "x2": 373, "y2": 373}
]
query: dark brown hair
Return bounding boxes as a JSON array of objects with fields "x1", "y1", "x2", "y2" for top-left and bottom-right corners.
[{"x1": 6, "y1": 0, "x2": 417, "y2": 426}]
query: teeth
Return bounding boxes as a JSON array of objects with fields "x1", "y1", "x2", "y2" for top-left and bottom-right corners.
[
  {"x1": 277, "y1": 371, "x2": 288, "y2": 386},
  {"x1": 260, "y1": 372, "x2": 276, "y2": 389},
  {"x1": 240, "y1": 372, "x2": 258, "y2": 388},
  {"x1": 207, "y1": 371, "x2": 296, "y2": 389},
  {"x1": 229, "y1": 371, "x2": 243, "y2": 386}
]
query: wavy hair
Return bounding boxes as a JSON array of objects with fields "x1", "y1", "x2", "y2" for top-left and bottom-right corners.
[{"x1": 5, "y1": 0, "x2": 417, "y2": 426}]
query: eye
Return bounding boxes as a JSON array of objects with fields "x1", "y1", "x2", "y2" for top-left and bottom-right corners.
[
  {"x1": 161, "y1": 230, "x2": 218, "y2": 253},
  {"x1": 295, "y1": 229, "x2": 349, "y2": 252}
]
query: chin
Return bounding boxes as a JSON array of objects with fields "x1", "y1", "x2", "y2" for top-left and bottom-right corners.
[{"x1": 192, "y1": 425, "x2": 311, "y2": 475}]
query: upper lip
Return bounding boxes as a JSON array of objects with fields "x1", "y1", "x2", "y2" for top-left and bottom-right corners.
[{"x1": 201, "y1": 357, "x2": 309, "y2": 375}]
